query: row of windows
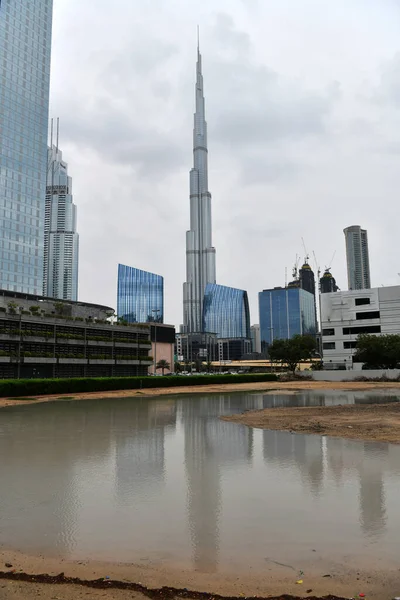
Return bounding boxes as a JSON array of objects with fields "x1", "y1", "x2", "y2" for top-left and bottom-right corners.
[
  {"x1": 323, "y1": 325, "x2": 381, "y2": 337},
  {"x1": 323, "y1": 341, "x2": 358, "y2": 351}
]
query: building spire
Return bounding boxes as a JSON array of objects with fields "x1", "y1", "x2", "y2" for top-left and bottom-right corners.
[{"x1": 183, "y1": 34, "x2": 216, "y2": 333}]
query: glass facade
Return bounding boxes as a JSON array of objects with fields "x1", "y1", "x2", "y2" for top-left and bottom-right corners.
[
  {"x1": 43, "y1": 144, "x2": 79, "y2": 301},
  {"x1": 259, "y1": 287, "x2": 316, "y2": 347},
  {"x1": 202, "y1": 283, "x2": 251, "y2": 339},
  {"x1": 0, "y1": 0, "x2": 53, "y2": 294},
  {"x1": 117, "y1": 264, "x2": 164, "y2": 324}
]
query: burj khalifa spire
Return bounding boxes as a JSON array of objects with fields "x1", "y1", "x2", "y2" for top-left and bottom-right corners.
[{"x1": 183, "y1": 37, "x2": 216, "y2": 333}]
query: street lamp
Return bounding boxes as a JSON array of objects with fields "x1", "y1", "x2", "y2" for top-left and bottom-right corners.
[{"x1": 152, "y1": 309, "x2": 160, "y2": 375}]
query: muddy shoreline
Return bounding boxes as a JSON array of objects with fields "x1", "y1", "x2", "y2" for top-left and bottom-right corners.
[
  {"x1": 222, "y1": 401, "x2": 400, "y2": 444},
  {"x1": 1, "y1": 379, "x2": 400, "y2": 409},
  {"x1": 0, "y1": 549, "x2": 398, "y2": 600}
]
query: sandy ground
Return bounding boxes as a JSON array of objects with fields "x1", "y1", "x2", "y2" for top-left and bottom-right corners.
[
  {"x1": 0, "y1": 549, "x2": 399, "y2": 600},
  {"x1": 222, "y1": 401, "x2": 400, "y2": 444},
  {"x1": 1, "y1": 379, "x2": 400, "y2": 409}
]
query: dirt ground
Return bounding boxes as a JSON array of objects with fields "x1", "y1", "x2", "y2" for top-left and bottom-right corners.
[
  {"x1": 1, "y1": 379, "x2": 400, "y2": 410},
  {"x1": 0, "y1": 549, "x2": 399, "y2": 600},
  {"x1": 223, "y1": 401, "x2": 400, "y2": 444}
]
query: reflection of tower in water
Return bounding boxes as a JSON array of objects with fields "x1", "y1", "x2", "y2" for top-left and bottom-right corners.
[
  {"x1": 183, "y1": 396, "x2": 253, "y2": 572},
  {"x1": 358, "y1": 443, "x2": 387, "y2": 539},
  {"x1": 263, "y1": 429, "x2": 324, "y2": 497},
  {"x1": 114, "y1": 400, "x2": 177, "y2": 503}
]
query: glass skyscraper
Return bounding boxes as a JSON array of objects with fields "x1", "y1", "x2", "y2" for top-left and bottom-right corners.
[
  {"x1": 344, "y1": 225, "x2": 371, "y2": 290},
  {"x1": 117, "y1": 264, "x2": 164, "y2": 324},
  {"x1": 43, "y1": 143, "x2": 79, "y2": 301},
  {"x1": 202, "y1": 283, "x2": 250, "y2": 339},
  {"x1": 259, "y1": 287, "x2": 316, "y2": 348},
  {"x1": 0, "y1": 0, "x2": 53, "y2": 294}
]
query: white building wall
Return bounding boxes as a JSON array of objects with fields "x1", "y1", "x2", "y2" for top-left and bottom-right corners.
[{"x1": 320, "y1": 285, "x2": 400, "y2": 368}]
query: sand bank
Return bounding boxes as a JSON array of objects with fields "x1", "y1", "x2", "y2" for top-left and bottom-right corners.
[{"x1": 223, "y1": 401, "x2": 400, "y2": 444}]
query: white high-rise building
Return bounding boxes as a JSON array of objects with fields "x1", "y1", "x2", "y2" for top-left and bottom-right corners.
[
  {"x1": 43, "y1": 143, "x2": 79, "y2": 301},
  {"x1": 183, "y1": 42, "x2": 216, "y2": 333},
  {"x1": 344, "y1": 225, "x2": 371, "y2": 290}
]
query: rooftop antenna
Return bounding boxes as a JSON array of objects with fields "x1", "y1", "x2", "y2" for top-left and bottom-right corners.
[
  {"x1": 197, "y1": 24, "x2": 200, "y2": 50},
  {"x1": 285, "y1": 267, "x2": 288, "y2": 288}
]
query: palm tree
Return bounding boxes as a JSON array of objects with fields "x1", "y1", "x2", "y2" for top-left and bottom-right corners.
[{"x1": 156, "y1": 359, "x2": 170, "y2": 375}]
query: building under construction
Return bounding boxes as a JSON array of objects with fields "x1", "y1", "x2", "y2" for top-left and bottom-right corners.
[{"x1": 320, "y1": 268, "x2": 339, "y2": 294}]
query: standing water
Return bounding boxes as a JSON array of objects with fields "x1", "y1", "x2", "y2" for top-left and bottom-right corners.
[{"x1": 0, "y1": 390, "x2": 400, "y2": 574}]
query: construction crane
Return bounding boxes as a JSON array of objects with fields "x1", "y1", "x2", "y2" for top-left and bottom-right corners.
[
  {"x1": 325, "y1": 250, "x2": 336, "y2": 271},
  {"x1": 301, "y1": 237, "x2": 309, "y2": 263},
  {"x1": 292, "y1": 254, "x2": 300, "y2": 280}
]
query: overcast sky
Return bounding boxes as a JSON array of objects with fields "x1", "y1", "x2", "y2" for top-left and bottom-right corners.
[{"x1": 50, "y1": 0, "x2": 400, "y2": 327}]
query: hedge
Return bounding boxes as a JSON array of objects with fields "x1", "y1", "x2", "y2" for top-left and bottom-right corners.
[{"x1": 0, "y1": 373, "x2": 278, "y2": 398}]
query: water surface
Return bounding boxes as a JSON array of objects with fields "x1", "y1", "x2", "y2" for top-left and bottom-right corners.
[{"x1": 1, "y1": 390, "x2": 400, "y2": 573}]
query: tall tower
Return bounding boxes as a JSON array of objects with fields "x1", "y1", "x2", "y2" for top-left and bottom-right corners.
[
  {"x1": 183, "y1": 39, "x2": 216, "y2": 333},
  {"x1": 43, "y1": 128, "x2": 79, "y2": 301},
  {"x1": 0, "y1": 0, "x2": 53, "y2": 294},
  {"x1": 344, "y1": 225, "x2": 371, "y2": 290}
]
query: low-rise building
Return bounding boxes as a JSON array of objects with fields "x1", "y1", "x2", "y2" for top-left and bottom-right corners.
[
  {"x1": 0, "y1": 290, "x2": 152, "y2": 379},
  {"x1": 320, "y1": 285, "x2": 400, "y2": 369}
]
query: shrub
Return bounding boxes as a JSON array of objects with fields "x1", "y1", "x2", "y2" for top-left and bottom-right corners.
[{"x1": 0, "y1": 373, "x2": 278, "y2": 398}]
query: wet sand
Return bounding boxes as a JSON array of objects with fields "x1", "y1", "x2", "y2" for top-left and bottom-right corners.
[
  {"x1": 0, "y1": 548, "x2": 399, "y2": 600},
  {"x1": 223, "y1": 401, "x2": 400, "y2": 444},
  {"x1": 1, "y1": 379, "x2": 400, "y2": 409}
]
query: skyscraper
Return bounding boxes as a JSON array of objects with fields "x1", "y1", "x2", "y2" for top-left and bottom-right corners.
[
  {"x1": 0, "y1": 0, "x2": 53, "y2": 294},
  {"x1": 203, "y1": 283, "x2": 250, "y2": 339},
  {"x1": 43, "y1": 140, "x2": 79, "y2": 301},
  {"x1": 117, "y1": 264, "x2": 164, "y2": 324},
  {"x1": 183, "y1": 41, "x2": 216, "y2": 333},
  {"x1": 344, "y1": 225, "x2": 371, "y2": 290},
  {"x1": 259, "y1": 287, "x2": 317, "y2": 349}
]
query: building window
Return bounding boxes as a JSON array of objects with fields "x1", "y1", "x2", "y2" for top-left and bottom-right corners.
[
  {"x1": 343, "y1": 325, "x2": 381, "y2": 335},
  {"x1": 355, "y1": 298, "x2": 370, "y2": 306},
  {"x1": 355, "y1": 311, "x2": 380, "y2": 320},
  {"x1": 322, "y1": 328, "x2": 335, "y2": 336},
  {"x1": 323, "y1": 342, "x2": 336, "y2": 350},
  {"x1": 344, "y1": 341, "x2": 357, "y2": 349}
]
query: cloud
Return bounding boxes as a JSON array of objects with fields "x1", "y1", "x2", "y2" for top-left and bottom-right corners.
[{"x1": 49, "y1": 0, "x2": 400, "y2": 326}]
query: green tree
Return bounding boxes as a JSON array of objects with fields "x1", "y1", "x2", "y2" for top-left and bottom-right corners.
[
  {"x1": 268, "y1": 334, "x2": 316, "y2": 373},
  {"x1": 354, "y1": 334, "x2": 400, "y2": 369},
  {"x1": 156, "y1": 359, "x2": 170, "y2": 375},
  {"x1": 174, "y1": 361, "x2": 182, "y2": 374},
  {"x1": 206, "y1": 361, "x2": 213, "y2": 373}
]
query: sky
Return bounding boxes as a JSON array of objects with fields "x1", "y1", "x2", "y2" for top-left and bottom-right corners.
[{"x1": 50, "y1": 0, "x2": 400, "y2": 327}]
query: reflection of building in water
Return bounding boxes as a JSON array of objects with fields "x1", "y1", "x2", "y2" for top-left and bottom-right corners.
[
  {"x1": 359, "y1": 443, "x2": 387, "y2": 538},
  {"x1": 263, "y1": 430, "x2": 324, "y2": 497},
  {"x1": 114, "y1": 400, "x2": 177, "y2": 503},
  {"x1": 317, "y1": 436, "x2": 388, "y2": 539},
  {"x1": 0, "y1": 402, "x2": 114, "y2": 555},
  {"x1": 182, "y1": 395, "x2": 254, "y2": 572}
]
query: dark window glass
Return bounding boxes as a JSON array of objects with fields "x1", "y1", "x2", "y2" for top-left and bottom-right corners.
[
  {"x1": 323, "y1": 342, "x2": 335, "y2": 350},
  {"x1": 344, "y1": 341, "x2": 357, "y2": 349},
  {"x1": 355, "y1": 298, "x2": 370, "y2": 306},
  {"x1": 356, "y1": 311, "x2": 380, "y2": 320},
  {"x1": 322, "y1": 328, "x2": 335, "y2": 336},
  {"x1": 343, "y1": 325, "x2": 381, "y2": 335}
]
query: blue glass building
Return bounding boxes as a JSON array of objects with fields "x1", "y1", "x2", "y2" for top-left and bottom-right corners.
[
  {"x1": 117, "y1": 265, "x2": 164, "y2": 323},
  {"x1": 202, "y1": 283, "x2": 251, "y2": 339},
  {"x1": 259, "y1": 287, "x2": 316, "y2": 348},
  {"x1": 0, "y1": 0, "x2": 53, "y2": 294}
]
